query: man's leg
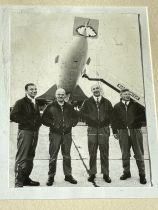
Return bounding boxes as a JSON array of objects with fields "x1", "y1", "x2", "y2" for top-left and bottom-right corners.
[
  {"x1": 15, "y1": 130, "x2": 34, "y2": 187},
  {"x1": 61, "y1": 133, "x2": 77, "y2": 184},
  {"x1": 48, "y1": 132, "x2": 61, "y2": 178},
  {"x1": 118, "y1": 129, "x2": 131, "y2": 179},
  {"x1": 23, "y1": 131, "x2": 40, "y2": 186},
  {"x1": 130, "y1": 129, "x2": 146, "y2": 184},
  {"x1": 88, "y1": 127, "x2": 98, "y2": 176},
  {"x1": 61, "y1": 133, "x2": 72, "y2": 176},
  {"x1": 98, "y1": 127, "x2": 110, "y2": 181}
]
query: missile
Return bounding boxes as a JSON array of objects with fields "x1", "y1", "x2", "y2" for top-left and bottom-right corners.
[{"x1": 37, "y1": 17, "x2": 99, "y2": 103}]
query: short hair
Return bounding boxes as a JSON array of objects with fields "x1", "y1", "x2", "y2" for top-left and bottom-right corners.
[
  {"x1": 120, "y1": 88, "x2": 130, "y2": 94},
  {"x1": 25, "y1": 83, "x2": 36, "y2": 91},
  {"x1": 91, "y1": 83, "x2": 101, "y2": 91},
  {"x1": 55, "y1": 88, "x2": 66, "y2": 96}
]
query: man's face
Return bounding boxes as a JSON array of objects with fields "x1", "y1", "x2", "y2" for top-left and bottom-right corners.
[
  {"x1": 56, "y1": 89, "x2": 66, "y2": 103},
  {"x1": 26, "y1": 85, "x2": 37, "y2": 99},
  {"x1": 91, "y1": 84, "x2": 101, "y2": 97},
  {"x1": 121, "y1": 91, "x2": 130, "y2": 101}
]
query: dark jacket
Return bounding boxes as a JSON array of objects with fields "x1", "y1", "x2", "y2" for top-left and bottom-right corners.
[
  {"x1": 41, "y1": 101, "x2": 78, "y2": 135},
  {"x1": 10, "y1": 96, "x2": 42, "y2": 131},
  {"x1": 81, "y1": 96, "x2": 113, "y2": 128},
  {"x1": 112, "y1": 99, "x2": 146, "y2": 134}
]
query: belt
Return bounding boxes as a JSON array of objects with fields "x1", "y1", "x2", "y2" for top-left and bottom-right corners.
[
  {"x1": 88, "y1": 125, "x2": 109, "y2": 129},
  {"x1": 50, "y1": 129, "x2": 71, "y2": 135}
]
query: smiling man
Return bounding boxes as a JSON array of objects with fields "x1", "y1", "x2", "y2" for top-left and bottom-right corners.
[
  {"x1": 112, "y1": 89, "x2": 147, "y2": 184},
  {"x1": 81, "y1": 83, "x2": 113, "y2": 183},
  {"x1": 10, "y1": 83, "x2": 42, "y2": 187},
  {"x1": 42, "y1": 88, "x2": 78, "y2": 186}
]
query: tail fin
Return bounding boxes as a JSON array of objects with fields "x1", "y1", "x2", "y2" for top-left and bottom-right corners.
[
  {"x1": 73, "y1": 17, "x2": 99, "y2": 38},
  {"x1": 36, "y1": 84, "x2": 57, "y2": 103},
  {"x1": 70, "y1": 85, "x2": 88, "y2": 101}
]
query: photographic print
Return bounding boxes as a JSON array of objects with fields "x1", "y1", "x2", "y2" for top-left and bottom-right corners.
[{"x1": 0, "y1": 6, "x2": 158, "y2": 199}]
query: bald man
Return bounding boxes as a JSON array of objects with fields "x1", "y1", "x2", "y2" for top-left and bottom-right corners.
[
  {"x1": 81, "y1": 84, "x2": 113, "y2": 183},
  {"x1": 42, "y1": 88, "x2": 78, "y2": 186}
]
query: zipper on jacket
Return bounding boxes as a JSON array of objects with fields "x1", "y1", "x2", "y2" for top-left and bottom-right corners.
[
  {"x1": 96, "y1": 99, "x2": 100, "y2": 144},
  {"x1": 125, "y1": 102, "x2": 130, "y2": 136},
  {"x1": 60, "y1": 105, "x2": 64, "y2": 135},
  {"x1": 96, "y1": 99, "x2": 100, "y2": 128}
]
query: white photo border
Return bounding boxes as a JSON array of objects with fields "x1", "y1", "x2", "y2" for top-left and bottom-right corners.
[{"x1": 0, "y1": 6, "x2": 158, "y2": 199}]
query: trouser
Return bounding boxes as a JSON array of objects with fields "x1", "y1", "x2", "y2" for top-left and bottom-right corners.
[
  {"x1": 15, "y1": 129, "x2": 39, "y2": 182},
  {"x1": 118, "y1": 128, "x2": 145, "y2": 175},
  {"x1": 88, "y1": 126, "x2": 110, "y2": 176},
  {"x1": 48, "y1": 132, "x2": 72, "y2": 177}
]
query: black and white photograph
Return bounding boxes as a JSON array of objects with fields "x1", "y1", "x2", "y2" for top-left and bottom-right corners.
[{"x1": 0, "y1": 6, "x2": 158, "y2": 199}]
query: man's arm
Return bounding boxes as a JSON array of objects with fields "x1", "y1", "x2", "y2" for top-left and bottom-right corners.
[
  {"x1": 136, "y1": 103, "x2": 146, "y2": 125},
  {"x1": 41, "y1": 104, "x2": 54, "y2": 127},
  {"x1": 71, "y1": 107, "x2": 79, "y2": 127},
  {"x1": 80, "y1": 100, "x2": 88, "y2": 122},
  {"x1": 108, "y1": 101, "x2": 118, "y2": 139},
  {"x1": 111, "y1": 105, "x2": 119, "y2": 138},
  {"x1": 10, "y1": 100, "x2": 28, "y2": 124},
  {"x1": 108, "y1": 101, "x2": 114, "y2": 124}
]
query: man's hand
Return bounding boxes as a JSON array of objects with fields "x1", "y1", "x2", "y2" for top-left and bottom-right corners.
[{"x1": 113, "y1": 134, "x2": 119, "y2": 140}]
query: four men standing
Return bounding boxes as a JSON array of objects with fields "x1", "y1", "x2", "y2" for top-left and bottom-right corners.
[{"x1": 10, "y1": 84, "x2": 147, "y2": 187}]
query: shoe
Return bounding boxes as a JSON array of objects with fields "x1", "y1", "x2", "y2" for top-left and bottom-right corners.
[
  {"x1": 139, "y1": 174, "x2": 147, "y2": 184},
  {"x1": 15, "y1": 166, "x2": 24, "y2": 187},
  {"x1": 103, "y1": 175, "x2": 112, "y2": 183},
  {"x1": 23, "y1": 177, "x2": 40, "y2": 186},
  {"x1": 46, "y1": 176, "x2": 54, "y2": 186},
  {"x1": 15, "y1": 180, "x2": 23, "y2": 188},
  {"x1": 120, "y1": 172, "x2": 131, "y2": 180},
  {"x1": 88, "y1": 174, "x2": 96, "y2": 182},
  {"x1": 65, "y1": 175, "x2": 77, "y2": 184}
]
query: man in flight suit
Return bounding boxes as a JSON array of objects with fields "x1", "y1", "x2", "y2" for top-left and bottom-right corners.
[
  {"x1": 10, "y1": 83, "x2": 41, "y2": 187},
  {"x1": 42, "y1": 88, "x2": 78, "y2": 186},
  {"x1": 112, "y1": 89, "x2": 147, "y2": 184},
  {"x1": 81, "y1": 84, "x2": 113, "y2": 183}
]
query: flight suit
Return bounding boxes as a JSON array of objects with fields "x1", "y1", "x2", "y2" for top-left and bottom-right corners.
[{"x1": 112, "y1": 99, "x2": 146, "y2": 176}]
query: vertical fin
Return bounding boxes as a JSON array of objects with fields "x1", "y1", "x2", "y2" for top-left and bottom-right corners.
[
  {"x1": 86, "y1": 57, "x2": 91, "y2": 65},
  {"x1": 55, "y1": 55, "x2": 59, "y2": 63}
]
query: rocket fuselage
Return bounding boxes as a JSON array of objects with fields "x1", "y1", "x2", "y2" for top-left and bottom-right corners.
[{"x1": 57, "y1": 36, "x2": 88, "y2": 93}]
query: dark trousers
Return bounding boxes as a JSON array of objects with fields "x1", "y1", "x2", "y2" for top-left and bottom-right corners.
[
  {"x1": 88, "y1": 126, "x2": 110, "y2": 176},
  {"x1": 15, "y1": 129, "x2": 39, "y2": 181},
  {"x1": 118, "y1": 128, "x2": 145, "y2": 175},
  {"x1": 48, "y1": 132, "x2": 72, "y2": 177}
]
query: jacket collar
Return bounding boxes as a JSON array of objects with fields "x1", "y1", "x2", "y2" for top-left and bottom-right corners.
[
  {"x1": 24, "y1": 96, "x2": 32, "y2": 103},
  {"x1": 54, "y1": 100, "x2": 67, "y2": 107},
  {"x1": 120, "y1": 98, "x2": 134, "y2": 105},
  {"x1": 90, "y1": 96, "x2": 104, "y2": 105},
  {"x1": 24, "y1": 96, "x2": 36, "y2": 110},
  {"x1": 26, "y1": 94, "x2": 36, "y2": 104},
  {"x1": 93, "y1": 95, "x2": 102, "y2": 102}
]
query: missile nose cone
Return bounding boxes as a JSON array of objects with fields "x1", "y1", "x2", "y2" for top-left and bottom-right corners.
[
  {"x1": 76, "y1": 25, "x2": 97, "y2": 37},
  {"x1": 83, "y1": 27, "x2": 87, "y2": 37},
  {"x1": 73, "y1": 17, "x2": 99, "y2": 38}
]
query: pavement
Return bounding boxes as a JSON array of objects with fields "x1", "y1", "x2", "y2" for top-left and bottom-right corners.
[{"x1": 9, "y1": 122, "x2": 151, "y2": 188}]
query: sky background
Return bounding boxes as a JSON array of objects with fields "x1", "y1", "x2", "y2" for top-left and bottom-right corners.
[{"x1": 10, "y1": 10, "x2": 144, "y2": 106}]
